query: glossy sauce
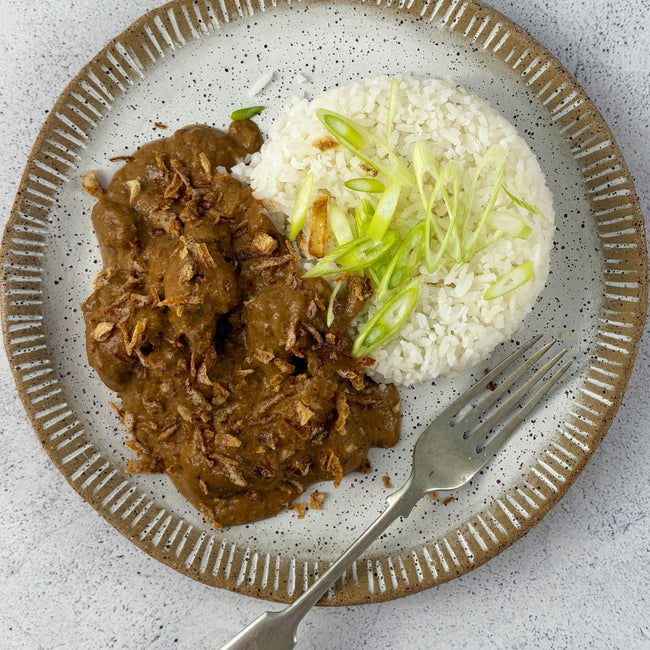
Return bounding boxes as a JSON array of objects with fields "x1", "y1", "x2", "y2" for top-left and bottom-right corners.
[{"x1": 82, "y1": 123, "x2": 401, "y2": 528}]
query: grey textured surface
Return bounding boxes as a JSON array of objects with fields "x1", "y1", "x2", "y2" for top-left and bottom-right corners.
[{"x1": 0, "y1": 1, "x2": 648, "y2": 649}]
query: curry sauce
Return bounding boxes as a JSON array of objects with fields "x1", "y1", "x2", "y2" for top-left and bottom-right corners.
[{"x1": 82, "y1": 122, "x2": 400, "y2": 528}]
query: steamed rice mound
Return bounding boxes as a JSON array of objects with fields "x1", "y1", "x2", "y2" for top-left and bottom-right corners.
[{"x1": 233, "y1": 75, "x2": 554, "y2": 385}]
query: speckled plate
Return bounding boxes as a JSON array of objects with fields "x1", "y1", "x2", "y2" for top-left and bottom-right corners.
[{"x1": 1, "y1": 0, "x2": 647, "y2": 605}]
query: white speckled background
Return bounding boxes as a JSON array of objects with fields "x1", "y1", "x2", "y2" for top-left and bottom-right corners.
[{"x1": 0, "y1": 1, "x2": 648, "y2": 648}]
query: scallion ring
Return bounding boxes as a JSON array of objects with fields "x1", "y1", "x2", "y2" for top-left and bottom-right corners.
[
  {"x1": 344, "y1": 178, "x2": 385, "y2": 193},
  {"x1": 303, "y1": 230, "x2": 401, "y2": 277},
  {"x1": 329, "y1": 204, "x2": 354, "y2": 245},
  {"x1": 352, "y1": 279, "x2": 421, "y2": 357},
  {"x1": 376, "y1": 221, "x2": 426, "y2": 301},
  {"x1": 367, "y1": 181, "x2": 401, "y2": 241},
  {"x1": 354, "y1": 199, "x2": 374, "y2": 238},
  {"x1": 483, "y1": 261, "x2": 535, "y2": 300},
  {"x1": 289, "y1": 172, "x2": 314, "y2": 239},
  {"x1": 413, "y1": 141, "x2": 445, "y2": 245},
  {"x1": 316, "y1": 109, "x2": 414, "y2": 187}
]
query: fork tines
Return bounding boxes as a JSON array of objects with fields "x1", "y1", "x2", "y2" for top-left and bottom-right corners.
[{"x1": 443, "y1": 335, "x2": 572, "y2": 456}]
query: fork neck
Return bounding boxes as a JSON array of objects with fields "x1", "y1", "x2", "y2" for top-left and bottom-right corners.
[
  {"x1": 284, "y1": 473, "x2": 422, "y2": 616},
  {"x1": 384, "y1": 471, "x2": 424, "y2": 515}
]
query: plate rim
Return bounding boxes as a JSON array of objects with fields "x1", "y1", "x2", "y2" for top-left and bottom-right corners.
[{"x1": 1, "y1": 0, "x2": 647, "y2": 605}]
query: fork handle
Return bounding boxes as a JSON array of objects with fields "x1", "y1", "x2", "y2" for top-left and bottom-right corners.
[{"x1": 219, "y1": 475, "x2": 422, "y2": 650}]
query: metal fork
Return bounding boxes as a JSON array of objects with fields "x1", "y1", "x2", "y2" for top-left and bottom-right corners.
[{"x1": 219, "y1": 336, "x2": 571, "y2": 650}]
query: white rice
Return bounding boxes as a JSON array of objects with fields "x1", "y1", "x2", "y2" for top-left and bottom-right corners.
[
  {"x1": 233, "y1": 75, "x2": 555, "y2": 385},
  {"x1": 248, "y1": 70, "x2": 274, "y2": 97}
]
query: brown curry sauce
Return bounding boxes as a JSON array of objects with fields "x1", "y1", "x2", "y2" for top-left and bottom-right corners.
[{"x1": 82, "y1": 122, "x2": 401, "y2": 528}]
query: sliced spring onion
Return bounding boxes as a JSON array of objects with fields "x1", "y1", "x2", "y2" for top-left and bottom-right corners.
[
  {"x1": 326, "y1": 279, "x2": 344, "y2": 327},
  {"x1": 352, "y1": 279, "x2": 421, "y2": 357},
  {"x1": 354, "y1": 199, "x2": 374, "y2": 237},
  {"x1": 376, "y1": 221, "x2": 426, "y2": 301},
  {"x1": 316, "y1": 109, "x2": 414, "y2": 187},
  {"x1": 344, "y1": 178, "x2": 386, "y2": 193},
  {"x1": 302, "y1": 238, "x2": 359, "y2": 277},
  {"x1": 367, "y1": 181, "x2": 401, "y2": 241},
  {"x1": 427, "y1": 208, "x2": 461, "y2": 273},
  {"x1": 424, "y1": 161, "x2": 461, "y2": 272},
  {"x1": 436, "y1": 161, "x2": 462, "y2": 262},
  {"x1": 459, "y1": 145, "x2": 506, "y2": 245},
  {"x1": 303, "y1": 230, "x2": 400, "y2": 277},
  {"x1": 365, "y1": 247, "x2": 395, "y2": 288},
  {"x1": 230, "y1": 105, "x2": 265, "y2": 121},
  {"x1": 487, "y1": 210, "x2": 532, "y2": 239},
  {"x1": 318, "y1": 111, "x2": 365, "y2": 149},
  {"x1": 483, "y1": 261, "x2": 535, "y2": 300},
  {"x1": 365, "y1": 267, "x2": 381, "y2": 287},
  {"x1": 386, "y1": 77, "x2": 399, "y2": 145},
  {"x1": 329, "y1": 204, "x2": 354, "y2": 245},
  {"x1": 413, "y1": 141, "x2": 445, "y2": 246},
  {"x1": 413, "y1": 140, "x2": 437, "y2": 207},
  {"x1": 462, "y1": 150, "x2": 506, "y2": 259},
  {"x1": 338, "y1": 229, "x2": 400, "y2": 270},
  {"x1": 291, "y1": 102, "x2": 545, "y2": 353},
  {"x1": 289, "y1": 172, "x2": 314, "y2": 239},
  {"x1": 366, "y1": 232, "x2": 401, "y2": 288},
  {"x1": 366, "y1": 261, "x2": 383, "y2": 287},
  {"x1": 502, "y1": 186, "x2": 548, "y2": 222}
]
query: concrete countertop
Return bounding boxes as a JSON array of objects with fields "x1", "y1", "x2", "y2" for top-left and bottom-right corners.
[{"x1": 1, "y1": 1, "x2": 648, "y2": 648}]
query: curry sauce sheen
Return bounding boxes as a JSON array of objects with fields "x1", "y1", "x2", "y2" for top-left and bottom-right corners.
[{"x1": 82, "y1": 122, "x2": 401, "y2": 528}]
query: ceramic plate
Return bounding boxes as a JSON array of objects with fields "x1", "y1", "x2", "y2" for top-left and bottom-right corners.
[{"x1": 1, "y1": 0, "x2": 647, "y2": 605}]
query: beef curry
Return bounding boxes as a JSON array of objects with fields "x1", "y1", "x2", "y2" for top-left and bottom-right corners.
[{"x1": 82, "y1": 122, "x2": 400, "y2": 528}]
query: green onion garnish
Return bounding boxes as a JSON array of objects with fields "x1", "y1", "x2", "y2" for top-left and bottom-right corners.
[
  {"x1": 462, "y1": 148, "x2": 506, "y2": 259},
  {"x1": 303, "y1": 231, "x2": 400, "y2": 277},
  {"x1": 367, "y1": 181, "x2": 401, "y2": 241},
  {"x1": 326, "y1": 279, "x2": 344, "y2": 327},
  {"x1": 365, "y1": 265, "x2": 382, "y2": 287},
  {"x1": 338, "y1": 229, "x2": 401, "y2": 272},
  {"x1": 289, "y1": 84, "x2": 546, "y2": 358},
  {"x1": 366, "y1": 237, "x2": 398, "y2": 287},
  {"x1": 423, "y1": 161, "x2": 459, "y2": 272},
  {"x1": 436, "y1": 161, "x2": 462, "y2": 262},
  {"x1": 427, "y1": 191, "x2": 462, "y2": 271},
  {"x1": 316, "y1": 108, "x2": 414, "y2": 187},
  {"x1": 289, "y1": 172, "x2": 314, "y2": 239},
  {"x1": 376, "y1": 221, "x2": 426, "y2": 301},
  {"x1": 502, "y1": 186, "x2": 548, "y2": 222},
  {"x1": 459, "y1": 145, "x2": 506, "y2": 248},
  {"x1": 413, "y1": 141, "x2": 445, "y2": 246},
  {"x1": 354, "y1": 199, "x2": 374, "y2": 238},
  {"x1": 329, "y1": 204, "x2": 354, "y2": 245},
  {"x1": 483, "y1": 261, "x2": 535, "y2": 300},
  {"x1": 344, "y1": 178, "x2": 385, "y2": 193},
  {"x1": 352, "y1": 278, "x2": 421, "y2": 357},
  {"x1": 459, "y1": 145, "x2": 502, "y2": 240},
  {"x1": 319, "y1": 112, "x2": 365, "y2": 149},
  {"x1": 413, "y1": 140, "x2": 437, "y2": 208},
  {"x1": 230, "y1": 105, "x2": 265, "y2": 121}
]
